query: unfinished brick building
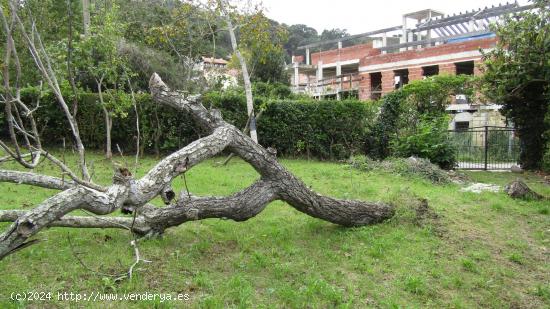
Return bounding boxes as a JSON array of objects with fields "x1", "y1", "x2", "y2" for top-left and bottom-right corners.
[{"x1": 289, "y1": 2, "x2": 532, "y2": 101}]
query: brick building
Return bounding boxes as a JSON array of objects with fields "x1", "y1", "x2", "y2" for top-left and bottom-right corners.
[{"x1": 289, "y1": 3, "x2": 532, "y2": 101}]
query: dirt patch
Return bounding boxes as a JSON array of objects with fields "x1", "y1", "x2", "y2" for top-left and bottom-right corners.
[
  {"x1": 460, "y1": 183, "x2": 501, "y2": 193},
  {"x1": 412, "y1": 198, "x2": 445, "y2": 237}
]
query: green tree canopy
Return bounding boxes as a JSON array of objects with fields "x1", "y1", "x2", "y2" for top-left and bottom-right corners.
[{"x1": 481, "y1": 0, "x2": 550, "y2": 170}]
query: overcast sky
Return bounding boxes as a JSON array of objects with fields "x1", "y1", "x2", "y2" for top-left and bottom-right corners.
[{"x1": 261, "y1": 0, "x2": 530, "y2": 34}]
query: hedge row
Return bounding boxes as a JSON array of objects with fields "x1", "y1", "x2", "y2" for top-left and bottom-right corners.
[{"x1": 2, "y1": 88, "x2": 379, "y2": 160}]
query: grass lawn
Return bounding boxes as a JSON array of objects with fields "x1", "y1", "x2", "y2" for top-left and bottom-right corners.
[{"x1": 0, "y1": 151, "x2": 548, "y2": 308}]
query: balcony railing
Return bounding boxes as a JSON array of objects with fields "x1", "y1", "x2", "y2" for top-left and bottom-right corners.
[{"x1": 293, "y1": 73, "x2": 361, "y2": 97}]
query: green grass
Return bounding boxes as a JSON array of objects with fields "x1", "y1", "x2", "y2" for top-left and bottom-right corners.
[{"x1": 0, "y1": 151, "x2": 549, "y2": 308}]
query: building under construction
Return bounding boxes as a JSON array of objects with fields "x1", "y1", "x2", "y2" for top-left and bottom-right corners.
[{"x1": 289, "y1": 2, "x2": 533, "y2": 101}]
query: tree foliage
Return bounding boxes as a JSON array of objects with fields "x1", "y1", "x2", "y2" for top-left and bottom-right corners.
[
  {"x1": 232, "y1": 11, "x2": 288, "y2": 83},
  {"x1": 481, "y1": 0, "x2": 550, "y2": 170},
  {"x1": 367, "y1": 75, "x2": 473, "y2": 168}
]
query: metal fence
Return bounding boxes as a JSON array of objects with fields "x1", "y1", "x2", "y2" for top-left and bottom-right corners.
[{"x1": 448, "y1": 126, "x2": 520, "y2": 170}]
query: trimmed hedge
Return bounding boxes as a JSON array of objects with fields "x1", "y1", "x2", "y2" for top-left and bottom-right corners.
[
  {"x1": 259, "y1": 101, "x2": 378, "y2": 159},
  {"x1": 203, "y1": 92, "x2": 381, "y2": 159},
  {"x1": 2, "y1": 87, "x2": 379, "y2": 160}
]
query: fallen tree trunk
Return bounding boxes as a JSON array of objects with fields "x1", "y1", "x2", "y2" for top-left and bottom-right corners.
[{"x1": 0, "y1": 74, "x2": 394, "y2": 259}]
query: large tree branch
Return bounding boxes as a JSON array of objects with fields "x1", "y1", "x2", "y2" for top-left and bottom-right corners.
[
  {"x1": 0, "y1": 121, "x2": 232, "y2": 258},
  {"x1": 0, "y1": 185, "x2": 128, "y2": 258},
  {"x1": 0, "y1": 210, "x2": 150, "y2": 235},
  {"x1": 0, "y1": 170, "x2": 73, "y2": 190},
  {"x1": 150, "y1": 74, "x2": 395, "y2": 227},
  {"x1": 0, "y1": 180, "x2": 277, "y2": 236},
  {"x1": 128, "y1": 126, "x2": 233, "y2": 205}
]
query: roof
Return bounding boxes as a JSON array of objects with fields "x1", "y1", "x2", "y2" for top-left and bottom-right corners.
[
  {"x1": 202, "y1": 57, "x2": 228, "y2": 65},
  {"x1": 403, "y1": 9, "x2": 444, "y2": 20}
]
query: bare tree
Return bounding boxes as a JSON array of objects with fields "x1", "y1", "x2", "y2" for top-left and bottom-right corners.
[
  {"x1": 0, "y1": 2, "x2": 394, "y2": 262},
  {"x1": 1, "y1": 2, "x2": 91, "y2": 181},
  {"x1": 217, "y1": 0, "x2": 258, "y2": 143}
]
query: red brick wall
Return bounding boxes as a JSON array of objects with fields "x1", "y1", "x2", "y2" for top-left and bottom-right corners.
[
  {"x1": 292, "y1": 55, "x2": 304, "y2": 64},
  {"x1": 359, "y1": 73, "x2": 371, "y2": 101},
  {"x1": 311, "y1": 43, "x2": 380, "y2": 65},
  {"x1": 439, "y1": 63, "x2": 456, "y2": 75},
  {"x1": 360, "y1": 37, "x2": 497, "y2": 67},
  {"x1": 381, "y1": 71, "x2": 395, "y2": 94},
  {"x1": 408, "y1": 67, "x2": 423, "y2": 81}
]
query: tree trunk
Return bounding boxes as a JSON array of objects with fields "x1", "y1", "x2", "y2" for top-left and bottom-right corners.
[
  {"x1": 102, "y1": 106, "x2": 113, "y2": 159},
  {"x1": 82, "y1": 0, "x2": 90, "y2": 37},
  {"x1": 504, "y1": 179, "x2": 546, "y2": 200},
  {"x1": 218, "y1": 0, "x2": 258, "y2": 143},
  {"x1": 97, "y1": 80, "x2": 112, "y2": 159}
]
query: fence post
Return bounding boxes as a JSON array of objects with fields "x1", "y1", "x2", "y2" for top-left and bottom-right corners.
[{"x1": 484, "y1": 126, "x2": 489, "y2": 171}]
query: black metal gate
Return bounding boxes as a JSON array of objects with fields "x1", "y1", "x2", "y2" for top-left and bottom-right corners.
[{"x1": 448, "y1": 126, "x2": 520, "y2": 170}]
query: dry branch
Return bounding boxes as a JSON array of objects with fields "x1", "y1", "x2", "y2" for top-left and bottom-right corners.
[{"x1": 0, "y1": 170, "x2": 73, "y2": 190}]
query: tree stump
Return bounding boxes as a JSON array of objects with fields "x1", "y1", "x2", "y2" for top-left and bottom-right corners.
[{"x1": 504, "y1": 179, "x2": 546, "y2": 200}]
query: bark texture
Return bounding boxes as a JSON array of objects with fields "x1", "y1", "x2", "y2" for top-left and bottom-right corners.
[
  {"x1": 504, "y1": 179, "x2": 547, "y2": 200},
  {"x1": 0, "y1": 74, "x2": 394, "y2": 259}
]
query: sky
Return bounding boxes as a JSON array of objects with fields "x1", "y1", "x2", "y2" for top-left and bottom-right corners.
[{"x1": 261, "y1": 0, "x2": 530, "y2": 34}]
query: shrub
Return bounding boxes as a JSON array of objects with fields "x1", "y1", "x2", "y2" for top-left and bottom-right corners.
[
  {"x1": 543, "y1": 144, "x2": 550, "y2": 173},
  {"x1": 543, "y1": 109, "x2": 550, "y2": 172},
  {"x1": 367, "y1": 75, "x2": 474, "y2": 165},
  {"x1": 390, "y1": 115, "x2": 457, "y2": 169},
  {"x1": 366, "y1": 90, "x2": 405, "y2": 159},
  {"x1": 348, "y1": 155, "x2": 454, "y2": 184}
]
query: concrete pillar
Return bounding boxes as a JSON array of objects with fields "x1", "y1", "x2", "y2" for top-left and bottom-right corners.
[
  {"x1": 336, "y1": 48, "x2": 342, "y2": 99},
  {"x1": 336, "y1": 63, "x2": 342, "y2": 98},
  {"x1": 402, "y1": 17, "x2": 407, "y2": 42},
  {"x1": 317, "y1": 61, "x2": 323, "y2": 95},
  {"x1": 306, "y1": 48, "x2": 310, "y2": 65},
  {"x1": 426, "y1": 10, "x2": 432, "y2": 46},
  {"x1": 382, "y1": 33, "x2": 387, "y2": 54},
  {"x1": 293, "y1": 63, "x2": 299, "y2": 87},
  {"x1": 336, "y1": 40, "x2": 342, "y2": 78},
  {"x1": 408, "y1": 32, "x2": 414, "y2": 50},
  {"x1": 401, "y1": 17, "x2": 408, "y2": 52}
]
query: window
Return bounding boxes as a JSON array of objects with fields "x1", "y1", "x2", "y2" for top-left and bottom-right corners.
[
  {"x1": 370, "y1": 72, "x2": 382, "y2": 100},
  {"x1": 455, "y1": 121, "x2": 470, "y2": 131},
  {"x1": 422, "y1": 65, "x2": 439, "y2": 77},
  {"x1": 394, "y1": 69, "x2": 409, "y2": 89},
  {"x1": 455, "y1": 61, "x2": 474, "y2": 75}
]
